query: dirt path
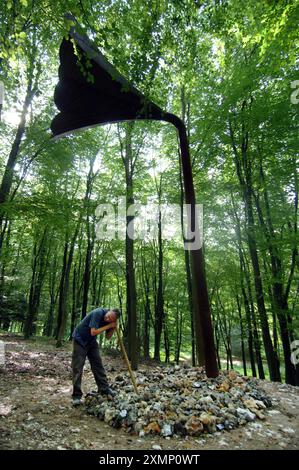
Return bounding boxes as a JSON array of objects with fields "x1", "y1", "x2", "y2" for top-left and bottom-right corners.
[{"x1": 0, "y1": 335, "x2": 298, "y2": 450}]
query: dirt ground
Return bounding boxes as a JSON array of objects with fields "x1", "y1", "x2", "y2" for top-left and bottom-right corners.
[{"x1": 0, "y1": 334, "x2": 298, "y2": 450}]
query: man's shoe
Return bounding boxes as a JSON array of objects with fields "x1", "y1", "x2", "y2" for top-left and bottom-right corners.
[
  {"x1": 72, "y1": 397, "x2": 83, "y2": 406},
  {"x1": 100, "y1": 388, "x2": 116, "y2": 398},
  {"x1": 86, "y1": 390, "x2": 99, "y2": 397}
]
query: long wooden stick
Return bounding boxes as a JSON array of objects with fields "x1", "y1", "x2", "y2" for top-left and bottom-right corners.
[{"x1": 115, "y1": 326, "x2": 138, "y2": 394}]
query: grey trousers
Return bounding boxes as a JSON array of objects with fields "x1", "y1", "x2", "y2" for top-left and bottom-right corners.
[{"x1": 71, "y1": 339, "x2": 109, "y2": 398}]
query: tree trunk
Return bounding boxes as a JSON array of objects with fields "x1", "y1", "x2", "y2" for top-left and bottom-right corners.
[
  {"x1": 229, "y1": 120, "x2": 281, "y2": 381},
  {"x1": 154, "y1": 208, "x2": 164, "y2": 362},
  {"x1": 0, "y1": 44, "x2": 39, "y2": 243},
  {"x1": 236, "y1": 294, "x2": 247, "y2": 376},
  {"x1": 253, "y1": 168, "x2": 297, "y2": 384},
  {"x1": 56, "y1": 219, "x2": 81, "y2": 347},
  {"x1": 141, "y1": 252, "x2": 151, "y2": 360},
  {"x1": 24, "y1": 228, "x2": 49, "y2": 338},
  {"x1": 81, "y1": 155, "x2": 96, "y2": 319}
]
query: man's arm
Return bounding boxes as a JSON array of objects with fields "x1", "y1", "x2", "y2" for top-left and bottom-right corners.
[{"x1": 90, "y1": 322, "x2": 116, "y2": 337}]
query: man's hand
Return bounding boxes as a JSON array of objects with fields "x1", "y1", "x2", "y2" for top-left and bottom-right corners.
[
  {"x1": 90, "y1": 322, "x2": 116, "y2": 337},
  {"x1": 105, "y1": 327, "x2": 116, "y2": 340}
]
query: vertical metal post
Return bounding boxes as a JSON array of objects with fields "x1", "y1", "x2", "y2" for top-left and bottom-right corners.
[{"x1": 165, "y1": 113, "x2": 219, "y2": 378}]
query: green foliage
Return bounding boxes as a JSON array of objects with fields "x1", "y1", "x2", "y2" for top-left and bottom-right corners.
[{"x1": 0, "y1": 1, "x2": 298, "y2": 380}]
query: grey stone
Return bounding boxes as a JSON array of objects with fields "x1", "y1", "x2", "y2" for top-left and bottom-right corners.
[
  {"x1": 84, "y1": 365, "x2": 273, "y2": 439},
  {"x1": 236, "y1": 408, "x2": 256, "y2": 422}
]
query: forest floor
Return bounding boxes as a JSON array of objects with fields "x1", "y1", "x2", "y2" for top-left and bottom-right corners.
[{"x1": 0, "y1": 333, "x2": 298, "y2": 451}]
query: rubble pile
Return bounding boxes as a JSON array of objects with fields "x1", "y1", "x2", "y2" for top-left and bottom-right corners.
[{"x1": 85, "y1": 365, "x2": 272, "y2": 438}]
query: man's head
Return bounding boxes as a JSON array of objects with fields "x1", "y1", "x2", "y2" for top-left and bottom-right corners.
[{"x1": 104, "y1": 308, "x2": 121, "y2": 323}]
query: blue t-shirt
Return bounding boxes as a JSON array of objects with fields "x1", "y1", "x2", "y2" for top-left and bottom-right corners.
[{"x1": 72, "y1": 307, "x2": 109, "y2": 348}]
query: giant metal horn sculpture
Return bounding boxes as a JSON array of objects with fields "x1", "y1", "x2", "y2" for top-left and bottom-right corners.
[{"x1": 50, "y1": 18, "x2": 218, "y2": 378}]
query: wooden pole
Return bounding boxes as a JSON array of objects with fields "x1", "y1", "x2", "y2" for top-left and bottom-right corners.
[{"x1": 115, "y1": 326, "x2": 138, "y2": 394}]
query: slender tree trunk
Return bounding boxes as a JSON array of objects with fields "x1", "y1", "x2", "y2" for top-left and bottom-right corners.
[
  {"x1": 154, "y1": 208, "x2": 164, "y2": 362},
  {"x1": 81, "y1": 155, "x2": 96, "y2": 319},
  {"x1": 175, "y1": 298, "x2": 183, "y2": 364},
  {"x1": 253, "y1": 168, "x2": 297, "y2": 384},
  {"x1": 164, "y1": 312, "x2": 170, "y2": 363},
  {"x1": 141, "y1": 252, "x2": 151, "y2": 360},
  {"x1": 229, "y1": 120, "x2": 281, "y2": 381},
  {"x1": 43, "y1": 252, "x2": 59, "y2": 337},
  {"x1": 242, "y1": 283, "x2": 257, "y2": 377},
  {"x1": 56, "y1": 219, "x2": 81, "y2": 347},
  {"x1": 81, "y1": 237, "x2": 93, "y2": 318},
  {"x1": 0, "y1": 42, "x2": 39, "y2": 246},
  {"x1": 236, "y1": 294, "x2": 247, "y2": 376},
  {"x1": 24, "y1": 228, "x2": 49, "y2": 338},
  {"x1": 231, "y1": 191, "x2": 256, "y2": 377},
  {"x1": 55, "y1": 240, "x2": 68, "y2": 339},
  {"x1": 69, "y1": 264, "x2": 78, "y2": 339}
]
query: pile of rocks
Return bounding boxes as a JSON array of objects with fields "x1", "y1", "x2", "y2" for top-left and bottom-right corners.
[{"x1": 85, "y1": 365, "x2": 272, "y2": 438}]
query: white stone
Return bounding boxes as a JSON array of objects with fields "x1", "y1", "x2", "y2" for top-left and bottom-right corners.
[
  {"x1": 268, "y1": 410, "x2": 282, "y2": 417},
  {"x1": 161, "y1": 424, "x2": 172, "y2": 437},
  {"x1": 193, "y1": 382, "x2": 201, "y2": 388},
  {"x1": 281, "y1": 427, "x2": 295, "y2": 435},
  {"x1": 219, "y1": 439, "x2": 228, "y2": 446}
]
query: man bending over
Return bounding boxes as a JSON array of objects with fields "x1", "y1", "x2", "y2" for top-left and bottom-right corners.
[{"x1": 71, "y1": 307, "x2": 121, "y2": 406}]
